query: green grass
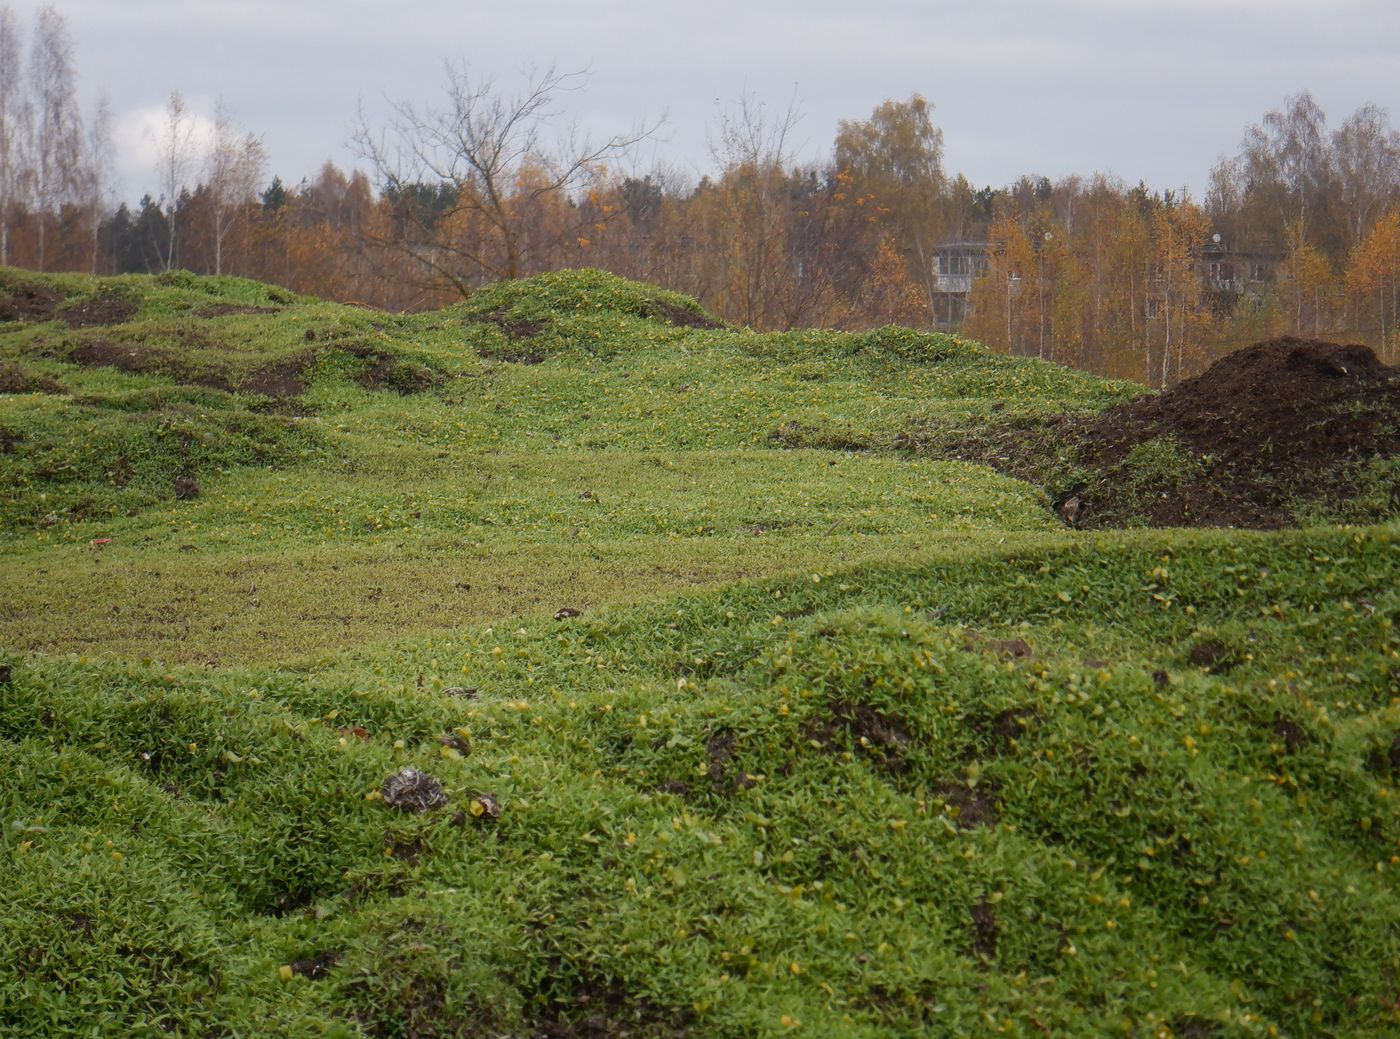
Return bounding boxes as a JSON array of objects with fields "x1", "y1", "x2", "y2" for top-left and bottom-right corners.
[
  {"x1": 0, "y1": 265, "x2": 1127, "y2": 663},
  {"x1": 2, "y1": 266, "x2": 1398, "y2": 1037}
]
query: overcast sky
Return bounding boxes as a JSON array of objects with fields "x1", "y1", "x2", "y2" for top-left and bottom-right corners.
[{"x1": 8, "y1": 0, "x2": 1399, "y2": 203}]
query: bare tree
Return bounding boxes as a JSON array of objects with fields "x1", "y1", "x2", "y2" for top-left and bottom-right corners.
[
  {"x1": 705, "y1": 91, "x2": 804, "y2": 327},
  {"x1": 28, "y1": 4, "x2": 83, "y2": 270},
  {"x1": 0, "y1": 3, "x2": 27, "y2": 266},
  {"x1": 155, "y1": 90, "x2": 197, "y2": 270},
  {"x1": 352, "y1": 61, "x2": 659, "y2": 295},
  {"x1": 205, "y1": 98, "x2": 265, "y2": 275},
  {"x1": 82, "y1": 93, "x2": 111, "y2": 272},
  {"x1": 1332, "y1": 104, "x2": 1400, "y2": 251},
  {"x1": 1240, "y1": 91, "x2": 1331, "y2": 245}
]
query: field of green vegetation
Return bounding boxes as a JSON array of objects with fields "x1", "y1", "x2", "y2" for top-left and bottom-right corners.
[{"x1": 2, "y1": 266, "x2": 1398, "y2": 1037}]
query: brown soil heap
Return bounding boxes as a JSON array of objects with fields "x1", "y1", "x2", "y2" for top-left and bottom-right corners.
[{"x1": 1067, "y1": 337, "x2": 1400, "y2": 527}]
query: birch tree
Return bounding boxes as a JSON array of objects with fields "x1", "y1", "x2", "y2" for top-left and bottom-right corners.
[
  {"x1": 28, "y1": 4, "x2": 83, "y2": 270},
  {"x1": 156, "y1": 90, "x2": 197, "y2": 270},
  {"x1": 205, "y1": 98, "x2": 265, "y2": 275},
  {"x1": 0, "y1": 3, "x2": 26, "y2": 266}
]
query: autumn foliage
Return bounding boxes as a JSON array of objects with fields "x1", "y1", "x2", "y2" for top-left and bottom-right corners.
[{"x1": 1, "y1": 6, "x2": 1397, "y2": 388}]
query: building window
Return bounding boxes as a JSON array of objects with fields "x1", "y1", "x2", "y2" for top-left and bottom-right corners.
[{"x1": 1250, "y1": 262, "x2": 1266, "y2": 283}]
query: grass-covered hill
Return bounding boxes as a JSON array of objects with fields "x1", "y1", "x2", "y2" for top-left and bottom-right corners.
[{"x1": 2, "y1": 266, "x2": 1398, "y2": 1038}]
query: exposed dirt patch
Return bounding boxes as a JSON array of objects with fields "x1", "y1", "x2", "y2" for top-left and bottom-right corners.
[
  {"x1": 1270, "y1": 713, "x2": 1309, "y2": 754},
  {"x1": 534, "y1": 974, "x2": 693, "y2": 1039},
  {"x1": 471, "y1": 309, "x2": 550, "y2": 363},
  {"x1": 194, "y1": 303, "x2": 280, "y2": 318},
  {"x1": 1166, "y1": 1016, "x2": 1220, "y2": 1039},
  {"x1": 350, "y1": 346, "x2": 442, "y2": 394},
  {"x1": 1367, "y1": 734, "x2": 1400, "y2": 778},
  {"x1": 385, "y1": 833, "x2": 426, "y2": 865},
  {"x1": 60, "y1": 292, "x2": 138, "y2": 327},
  {"x1": 637, "y1": 298, "x2": 724, "y2": 330},
  {"x1": 1188, "y1": 639, "x2": 1241, "y2": 674},
  {"x1": 805, "y1": 699, "x2": 913, "y2": 774},
  {"x1": 702, "y1": 726, "x2": 755, "y2": 792},
  {"x1": 0, "y1": 363, "x2": 67, "y2": 395},
  {"x1": 238, "y1": 358, "x2": 309, "y2": 398},
  {"x1": 0, "y1": 280, "x2": 64, "y2": 323},
  {"x1": 61, "y1": 336, "x2": 436, "y2": 399},
  {"x1": 973, "y1": 706, "x2": 1039, "y2": 755},
  {"x1": 476, "y1": 308, "x2": 545, "y2": 341},
  {"x1": 289, "y1": 950, "x2": 340, "y2": 980},
  {"x1": 930, "y1": 338, "x2": 1400, "y2": 528},
  {"x1": 963, "y1": 631, "x2": 1034, "y2": 661},
  {"x1": 969, "y1": 899, "x2": 998, "y2": 959},
  {"x1": 69, "y1": 339, "x2": 172, "y2": 377},
  {"x1": 172, "y1": 474, "x2": 200, "y2": 501},
  {"x1": 935, "y1": 779, "x2": 999, "y2": 829}
]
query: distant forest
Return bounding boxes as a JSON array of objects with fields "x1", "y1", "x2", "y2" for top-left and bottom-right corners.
[{"x1": 2, "y1": 5, "x2": 1397, "y2": 386}]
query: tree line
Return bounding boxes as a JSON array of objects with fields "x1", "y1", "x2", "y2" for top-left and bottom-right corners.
[{"x1": 2, "y1": 5, "x2": 1398, "y2": 386}]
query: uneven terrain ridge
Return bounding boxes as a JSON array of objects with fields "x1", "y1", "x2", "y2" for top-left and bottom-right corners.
[{"x1": 2, "y1": 266, "x2": 1398, "y2": 1038}]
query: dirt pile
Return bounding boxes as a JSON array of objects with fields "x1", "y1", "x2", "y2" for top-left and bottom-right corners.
[
  {"x1": 1067, "y1": 337, "x2": 1400, "y2": 527},
  {"x1": 933, "y1": 337, "x2": 1400, "y2": 529}
]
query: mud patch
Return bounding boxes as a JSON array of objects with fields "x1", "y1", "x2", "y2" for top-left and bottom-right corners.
[
  {"x1": 385, "y1": 833, "x2": 426, "y2": 865},
  {"x1": 69, "y1": 339, "x2": 174, "y2": 377},
  {"x1": 964, "y1": 631, "x2": 1034, "y2": 661},
  {"x1": 470, "y1": 309, "x2": 550, "y2": 363},
  {"x1": 62, "y1": 336, "x2": 436, "y2": 399},
  {"x1": 473, "y1": 308, "x2": 545, "y2": 341},
  {"x1": 974, "y1": 706, "x2": 1038, "y2": 754},
  {"x1": 1166, "y1": 1016, "x2": 1220, "y2": 1039},
  {"x1": 1366, "y1": 734, "x2": 1400, "y2": 778},
  {"x1": 1270, "y1": 714, "x2": 1309, "y2": 754}
]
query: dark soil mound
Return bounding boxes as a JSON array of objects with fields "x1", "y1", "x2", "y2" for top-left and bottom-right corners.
[
  {"x1": 637, "y1": 298, "x2": 724, "y2": 330},
  {"x1": 0, "y1": 362, "x2": 67, "y2": 395},
  {"x1": 935, "y1": 338, "x2": 1400, "y2": 529},
  {"x1": 1084, "y1": 338, "x2": 1395, "y2": 472},
  {"x1": 1068, "y1": 338, "x2": 1400, "y2": 527},
  {"x1": 0, "y1": 281, "x2": 63, "y2": 323}
]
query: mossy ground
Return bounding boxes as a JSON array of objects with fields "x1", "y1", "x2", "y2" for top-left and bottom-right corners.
[{"x1": 2, "y1": 268, "x2": 1398, "y2": 1037}]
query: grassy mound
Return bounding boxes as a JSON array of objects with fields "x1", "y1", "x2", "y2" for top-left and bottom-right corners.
[
  {"x1": 3, "y1": 266, "x2": 1399, "y2": 1036},
  {"x1": 0, "y1": 266, "x2": 1131, "y2": 663},
  {"x1": 3, "y1": 527, "x2": 1399, "y2": 1037}
]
